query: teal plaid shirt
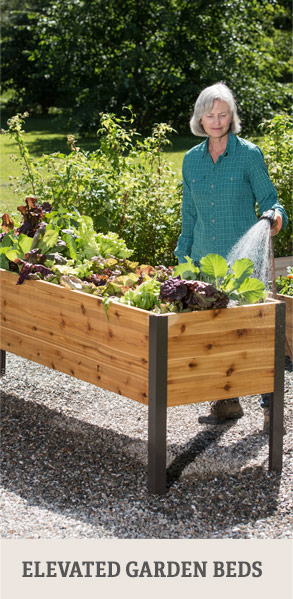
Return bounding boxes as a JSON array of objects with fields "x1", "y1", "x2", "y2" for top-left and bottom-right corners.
[{"x1": 174, "y1": 132, "x2": 288, "y2": 263}]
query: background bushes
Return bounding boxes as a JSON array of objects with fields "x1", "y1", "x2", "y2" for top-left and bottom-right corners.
[
  {"x1": 4, "y1": 110, "x2": 291, "y2": 263},
  {"x1": 259, "y1": 113, "x2": 292, "y2": 257},
  {"x1": 5, "y1": 112, "x2": 182, "y2": 265}
]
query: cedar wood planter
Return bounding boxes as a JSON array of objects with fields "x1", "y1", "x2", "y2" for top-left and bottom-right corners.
[{"x1": 0, "y1": 269, "x2": 286, "y2": 494}]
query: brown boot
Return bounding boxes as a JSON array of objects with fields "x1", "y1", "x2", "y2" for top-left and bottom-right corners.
[{"x1": 198, "y1": 399, "x2": 244, "y2": 424}]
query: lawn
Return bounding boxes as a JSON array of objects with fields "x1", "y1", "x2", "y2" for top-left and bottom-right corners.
[{"x1": 0, "y1": 109, "x2": 197, "y2": 216}]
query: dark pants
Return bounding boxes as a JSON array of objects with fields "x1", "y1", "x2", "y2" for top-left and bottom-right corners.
[
  {"x1": 230, "y1": 394, "x2": 270, "y2": 408},
  {"x1": 259, "y1": 393, "x2": 271, "y2": 408}
]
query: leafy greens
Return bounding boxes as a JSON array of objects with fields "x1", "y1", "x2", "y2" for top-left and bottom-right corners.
[{"x1": 0, "y1": 199, "x2": 267, "y2": 314}]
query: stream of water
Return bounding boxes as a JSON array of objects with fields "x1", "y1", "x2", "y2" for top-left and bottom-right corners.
[{"x1": 227, "y1": 219, "x2": 272, "y2": 288}]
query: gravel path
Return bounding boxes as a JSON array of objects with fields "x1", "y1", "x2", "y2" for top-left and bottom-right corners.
[{"x1": 1, "y1": 353, "x2": 292, "y2": 539}]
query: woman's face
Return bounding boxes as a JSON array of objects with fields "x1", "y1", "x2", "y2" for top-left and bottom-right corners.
[{"x1": 200, "y1": 99, "x2": 232, "y2": 139}]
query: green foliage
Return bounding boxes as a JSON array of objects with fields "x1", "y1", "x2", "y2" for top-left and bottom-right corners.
[
  {"x1": 4, "y1": 233, "x2": 32, "y2": 262},
  {"x1": 176, "y1": 254, "x2": 266, "y2": 304},
  {"x1": 174, "y1": 256, "x2": 200, "y2": 280},
  {"x1": 225, "y1": 259, "x2": 255, "y2": 293},
  {"x1": 0, "y1": 197, "x2": 268, "y2": 312},
  {"x1": 3, "y1": 109, "x2": 290, "y2": 265},
  {"x1": 0, "y1": 233, "x2": 13, "y2": 268},
  {"x1": 0, "y1": 1, "x2": 69, "y2": 115},
  {"x1": 275, "y1": 267, "x2": 293, "y2": 296},
  {"x1": 1, "y1": 1, "x2": 291, "y2": 132},
  {"x1": 259, "y1": 113, "x2": 293, "y2": 257},
  {"x1": 119, "y1": 278, "x2": 162, "y2": 311},
  {"x1": 5, "y1": 112, "x2": 37, "y2": 194},
  {"x1": 3, "y1": 112, "x2": 182, "y2": 265},
  {"x1": 214, "y1": 0, "x2": 292, "y2": 132},
  {"x1": 236, "y1": 277, "x2": 268, "y2": 304},
  {"x1": 199, "y1": 254, "x2": 228, "y2": 286}
]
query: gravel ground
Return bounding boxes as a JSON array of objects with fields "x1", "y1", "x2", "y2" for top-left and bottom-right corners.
[{"x1": 0, "y1": 352, "x2": 292, "y2": 539}]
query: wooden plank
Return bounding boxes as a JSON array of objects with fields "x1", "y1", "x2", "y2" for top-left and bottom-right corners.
[
  {"x1": 167, "y1": 370, "x2": 274, "y2": 406},
  {"x1": 0, "y1": 270, "x2": 149, "y2": 403},
  {"x1": 1, "y1": 327, "x2": 148, "y2": 403},
  {"x1": 168, "y1": 326, "x2": 274, "y2": 359},
  {"x1": 1, "y1": 308, "x2": 149, "y2": 377},
  {"x1": 167, "y1": 302, "x2": 275, "y2": 335},
  {"x1": 167, "y1": 302, "x2": 277, "y2": 406},
  {"x1": 1, "y1": 271, "x2": 149, "y2": 358},
  {"x1": 2, "y1": 304, "x2": 148, "y2": 368}
]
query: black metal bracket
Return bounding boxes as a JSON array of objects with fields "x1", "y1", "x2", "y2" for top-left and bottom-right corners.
[
  {"x1": 148, "y1": 314, "x2": 168, "y2": 495},
  {"x1": 0, "y1": 350, "x2": 6, "y2": 377},
  {"x1": 269, "y1": 301, "x2": 286, "y2": 472}
]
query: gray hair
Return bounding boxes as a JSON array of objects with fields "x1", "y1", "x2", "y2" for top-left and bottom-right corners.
[{"x1": 190, "y1": 82, "x2": 241, "y2": 137}]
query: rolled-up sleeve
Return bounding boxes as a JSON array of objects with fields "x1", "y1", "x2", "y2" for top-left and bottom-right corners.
[{"x1": 246, "y1": 145, "x2": 288, "y2": 230}]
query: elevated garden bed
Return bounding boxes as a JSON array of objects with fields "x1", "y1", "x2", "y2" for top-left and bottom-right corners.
[{"x1": 0, "y1": 269, "x2": 286, "y2": 494}]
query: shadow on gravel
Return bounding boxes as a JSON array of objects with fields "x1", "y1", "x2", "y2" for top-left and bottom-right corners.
[
  {"x1": 166, "y1": 424, "x2": 235, "y2": 488},
  {"x1": 166, "y1": 423, "x2": 267, "y2": 488},
  {"x1": 1, "y1": 392, "x2": 283, "y2": 538}
]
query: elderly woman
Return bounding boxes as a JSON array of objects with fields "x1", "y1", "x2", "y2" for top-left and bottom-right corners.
[{"x1": 175, "y1": 82, "x2": 288, "y2": 431}]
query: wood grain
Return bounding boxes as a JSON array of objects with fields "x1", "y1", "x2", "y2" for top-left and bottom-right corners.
[
  {"x1": 167, "y1": 303, "x2": 277, "y2": 406},
  {"x1": 1, "y1": 270, "x2": 149, "y2": 403},
  {"x1": 1, "y1": 270, "x2": 282, "y2": 409}
]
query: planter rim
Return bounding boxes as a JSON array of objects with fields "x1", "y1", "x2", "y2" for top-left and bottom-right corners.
[{"x1": 276, "y1": 293, "x2": 293, "y2": 300}]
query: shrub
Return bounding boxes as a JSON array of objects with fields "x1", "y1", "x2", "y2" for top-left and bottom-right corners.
[
  {"x1": 4, "y1": 111, "x2": 182, "y2": 266},
  {"x1": 275, "y1": 267, "x2": 293, "y2": 297},
  {"x1": 259, "y1": 113, "x2": 292, "y2": 257}
]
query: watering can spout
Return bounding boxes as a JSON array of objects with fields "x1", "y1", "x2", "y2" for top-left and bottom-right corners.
[{"x1": 260, "y1": 209, "x2": 276, "y2": 227}]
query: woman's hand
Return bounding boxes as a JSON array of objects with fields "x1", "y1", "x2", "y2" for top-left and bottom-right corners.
[{"x1": 271, "y1": 210, "x2": 282, "y2": 236}]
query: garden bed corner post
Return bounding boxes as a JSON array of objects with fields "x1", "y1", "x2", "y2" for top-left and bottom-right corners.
[
  {"x1": 148, "y1": 314, "x2": 168, "y2": 495},
  {"x1": 0, "y1": 350, "x2": 6, "y2": 377},
  {"x1": 269, "y1": 300, "x2": 286, "y2": 472}
]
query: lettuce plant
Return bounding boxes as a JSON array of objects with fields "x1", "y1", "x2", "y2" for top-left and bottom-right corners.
[
  {"x1": 175, "y1": 253, "x2": 266, "y2": 305},
  {"x1": 0, "y1": 199, "x2": 267, "y2": 312}
]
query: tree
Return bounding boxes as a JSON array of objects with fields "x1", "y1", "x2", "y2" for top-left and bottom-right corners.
[{"x1": 1, "y1": 0, "x2": 291, "y2": 131}]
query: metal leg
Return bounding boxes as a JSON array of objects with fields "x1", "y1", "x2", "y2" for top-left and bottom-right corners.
[
  {"x1": 148, "y1": 315, "x2": 168, "y2": 495},
  {"x1": 0, "y1": 350, "x2": 6, "y2": 377},
  {"x1": 269, "y1": 301, "x2": 286, "y2": 472}
]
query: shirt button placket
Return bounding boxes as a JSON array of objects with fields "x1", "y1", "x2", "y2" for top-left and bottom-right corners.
[{"x1": 210, "y1": 183, "x2": 215, "y2": 241}]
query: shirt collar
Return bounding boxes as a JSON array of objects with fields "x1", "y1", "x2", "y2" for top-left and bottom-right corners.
[{"x1": 201, "y1": 131, "x2": 237, "y2": 158}]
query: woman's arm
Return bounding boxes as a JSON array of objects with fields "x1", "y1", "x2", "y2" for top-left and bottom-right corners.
[
  {"x1": 174, "y1": 155, "x2": 197, "y2": 263},
  {"x1": 246, "y1": 145, "x2": 288, "y2": 233}
]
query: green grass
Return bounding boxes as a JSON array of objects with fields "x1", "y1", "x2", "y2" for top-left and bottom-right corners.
[{"x1": 163, "y1": 134, "x2": 200, "y2": 172}]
